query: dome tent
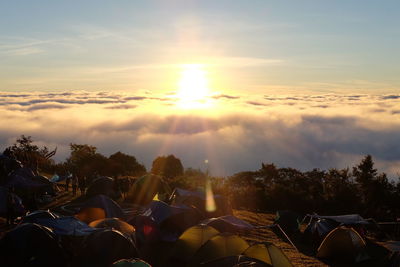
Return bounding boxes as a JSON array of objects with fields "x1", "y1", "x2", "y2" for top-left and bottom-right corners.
[
  {"x1": 317, "y1": 226, "x2": 369, "y2": 263},
  {"x1": 0, "y1": 223, "x2": 67, "y2": 267},
  {"x1": 74, "y1": 229, "x2": 138, "y2": 267}
]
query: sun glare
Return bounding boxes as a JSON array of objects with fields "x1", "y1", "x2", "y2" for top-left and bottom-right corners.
[{"x1": 176, "y1": 64, "x2": 212, "y2": 108}]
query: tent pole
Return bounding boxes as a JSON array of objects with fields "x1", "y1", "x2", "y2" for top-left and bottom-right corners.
[{"x1": 275, "y1": 224, "x2": 299, "y2": 252}]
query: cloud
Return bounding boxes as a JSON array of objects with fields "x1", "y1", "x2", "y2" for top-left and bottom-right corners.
[
  {"x1": 382, "y1": 95, "x2": 400, "y2": 100},
  {"x1": 105, "y1": 104, "x2": 137, "y2": 110},
  {"x1": 27, "y1": 103, "x2": 69, "y2": 111},
  {"x1": 246, "y1": 101, "x2": 267, "y2": 106},
  {"x1": 212, "y1": 94, "x2": 240, "y2": 100},
  {"x1": 0, "y1": 91, "x2": 399, "y2": 177}
]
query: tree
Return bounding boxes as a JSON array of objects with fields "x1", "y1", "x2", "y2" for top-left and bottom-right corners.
[
  {"x1": 109, "y1": 151, "x2": 146, "y2": 177},
  {"x1": 66, "y1": 143, "x2": 103, "y2": 178},
  {"x1": 3, "y1": 135, "x2": 57, "y2": 173},
  {"x1": 352, "y1": 155, "x2": 378, "y2": 206},
  {"x1": 151, "y1": 155, "x2": 183, "y2": 179}
]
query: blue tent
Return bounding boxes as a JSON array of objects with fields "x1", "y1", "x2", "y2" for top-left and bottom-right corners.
[
  {"x1": 4, "y1": 174, "x2": 47, "y2": 189},
  {"x1": 28, "y1": 216, "x2": 97, "y2": 236},
  {"x1": 21, "y1": 209, "x2": 59, "y2": 223},
  {"x1": 200, "y1": 215, "x2": 254, "y2": 233},
  {"x1": 138, "y1": 201, "x2": 202, "y2": 241}
]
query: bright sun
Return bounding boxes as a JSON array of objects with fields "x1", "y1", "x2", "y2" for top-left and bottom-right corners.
[{"x1": 176, "y1": 64, "x2": 212, "y2": 108}]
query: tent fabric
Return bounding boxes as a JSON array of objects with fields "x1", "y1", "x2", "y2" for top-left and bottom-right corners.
[
  {"x1": 377, "y1": 241, "x2": 400, "y2": 267},
  {"x1": 89, "y1": 218, "x2": 135, "y2": 236},
  {"x1": 75, "y1": 229, "x2": 138, "y2": 267},
  {"x1": 21, "y1": 209, "x2": 59, "y2": 223},
  {"x1": 171, "y1": 188, "x2": 232, "y2": 218},
  {"x1": 143, "y1": 201, "x2": 188, "y2": 225},
  {"x1": 80, "y1": 194, "x2": 124, "y2": 218},
  {"x1": 171, "y1": 225, "x2": 220, "y2": 262},
  {"x1": 317, "y1": 226, "x2": 369, "y2": 263},
  {"x1": 190, "y1": 233, "x2": 250, "y2": 265},
  {"x1": 112, "y1": 258, "x2": 152, "y2": 267},
  {"x1": 0, "y1": 186, "x2": 25, "y2": 216},
  {"x1": 126, "y1": 174, "x2": 171, "y2": 205},
  {"x1": 306, "y1": 214, "x2": 369, "y2": 225},
  {"x1": 0, "y1": 223, "x2": 67, "y2": 267},
  {"x1": 243, "y1": 243, "x2": 293, "y2": 267},
  {"x1": 200, "y1": 215, "x2": 254, "y2": 233},
  {"x1": 303, "y1": 218, "x2": 338, "y2": 246},
  {"x1": 4, "y1": 174, "x2": 48, "y2": 189},
  {"x1": 29, "y1": 216, "x2": 96, "y2": 236},
  {"x1": 133, "y1": 215, "x2": 161, "y2": 243},
  {"x1": 76, "y1": 207, "x2": 106, "y2": 224},
  {"x1": 200, "y1": 255, "x2": 270, "y2": 267},
  {"x1": 86, "y1": 176, "x2": 115, "y2": 198},
  {"x1": 378, "y1": 241, "x2": 400, "y2": 252},
  {"x1": 141, "y1": 200, "x2": 202, "y2": 241}
]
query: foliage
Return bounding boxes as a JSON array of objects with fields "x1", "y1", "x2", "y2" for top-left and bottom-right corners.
[
  {"x1": 224, "y1": 154, "x2": 400, "y2": 220},
  {"x1": 3, "y1": 135, "x2": 57, "y2": 173},
  {"x1": 151, "y1": 154, "x2": 184, "y2": 180}
]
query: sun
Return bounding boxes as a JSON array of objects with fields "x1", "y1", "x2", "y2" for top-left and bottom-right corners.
[{"x1": 176, "y1": 64, "x2": 212, "y2": 108}]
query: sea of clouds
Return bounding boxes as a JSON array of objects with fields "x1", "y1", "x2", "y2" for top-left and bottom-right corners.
[{"x1": 0, "y1": 91, "x2": 399, "y2": 178}]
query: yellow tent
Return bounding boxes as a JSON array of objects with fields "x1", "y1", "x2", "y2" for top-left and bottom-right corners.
[
  {"x1": 190, "y1": 233, "x2": 249, "y2": 265},
  {"x1": 244, "y1": 243, "x2": 293, "y2": 267},
  {"x1": 317, "y1": 226, "x2": 369, "y2": 263},
  {"x1": 171, "y1": 225, "x2": 220, "y2": 262}
]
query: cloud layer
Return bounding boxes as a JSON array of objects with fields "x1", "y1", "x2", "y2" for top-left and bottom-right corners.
[{"x1": 0, "y1": 91, "x2": 399, "y2": 177}]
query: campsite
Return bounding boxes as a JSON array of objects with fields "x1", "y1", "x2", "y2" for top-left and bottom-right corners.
[{"x1": 1, "y1": 138, "x2": 400, "y2": 267}]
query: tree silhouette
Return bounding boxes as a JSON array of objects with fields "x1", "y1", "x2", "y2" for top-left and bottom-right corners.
[
  {"x1": 151, "y1": 154, "x2": 183, "y2": 180},
  {"x1": 109, "y1": 151, "x2": 146, "y2": 177}
]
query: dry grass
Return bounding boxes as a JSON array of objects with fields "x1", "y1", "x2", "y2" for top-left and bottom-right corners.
[{"x1": 234, "y1": 209, "x2": 328, "y2": 267}]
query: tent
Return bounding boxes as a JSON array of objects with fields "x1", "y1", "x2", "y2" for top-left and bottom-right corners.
[
  {"x1": 171, "y1": 225, "x2": 220, "y2": 263},
  {"x1": 305, "y1": 214, "x2": 369, "y2": 225},
  {"x1": 74, "y1": 229, "x2": 138, "y2": 267},
  {"x1": 200, "y1": 255, "x2": 269, "y2": 267},
  {"x1": 317, "y1": 226, "x2": 369, "y2": 263},
  {"x1": 21, "y1": 209, "x2": 59, "y2": 223},
  {"x1": 125, "y1": 174, "x2": 171, "y2": 206},
  {"x1": 4, "y1": 174, "x2": 48, "y2": 189},
  {"x1": 112, "y1": 258, "x2": 152, "y2": 267},
  {"x1": 200, "y1": 215, "x2": 254, "y2": 233},
  {"x1": 89, "y1": 218, "x2": 135, "y2": 236},
  {"x1": 139, "y1": 200, "x2": 202, "y2": 241},
  {"x1": 25, "y1": 216, "x2": 96, "y2": 236},
  {"x1": 171, "y1": 188, "x2": 232, "y2": 218},
  {"x1": 0, "y1": 154, "x2": 22, "y2": 178},
  {"x1": 0, "y1": 186, "x2": 25, "y2": 216},
  {"x1": 274, "y1": 210, "x2": 300, "y2": 234},
  {"x1": 303, "y1": 218, "x2": 338, "y2": 247},
  {"x1": 190, "y1": 233, "x2": 250, "y2": 265},
  {"x1": 75, "y1": 194, "x2": 124, "y2": 223},
  {"x1": 0, "y1": 223, "x2": 67, "y2": 266},
  {"x1": 243, "y1": 243, "x2": 293, "y2": 267},
  {"x1": 376, "y1": 241, "x2": 400, "y2": 267},
  {"x1": 133, "y1": 215, "x2": 161, "y2": 244},
  {"x1": 86, "y1": 176, "x2": 116, "y2": 198}
]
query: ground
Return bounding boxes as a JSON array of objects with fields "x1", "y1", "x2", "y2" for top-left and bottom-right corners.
[{"x1": 234, "y1": 209, "x2": 328, "y2": 267}]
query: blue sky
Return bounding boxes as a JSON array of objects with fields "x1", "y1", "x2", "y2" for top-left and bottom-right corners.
[{"x1": 1, "y1": 0, "x2": 399, "y2": 93}]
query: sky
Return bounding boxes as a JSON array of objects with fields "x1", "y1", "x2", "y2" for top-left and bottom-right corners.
[
  {"x1": 1, "y1": 0, "x2": 399, "y2": 93},
  {"x1": 0, "y1": 1, "x2": 399, "y2": 177}
]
